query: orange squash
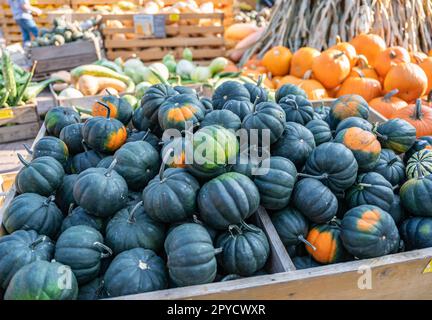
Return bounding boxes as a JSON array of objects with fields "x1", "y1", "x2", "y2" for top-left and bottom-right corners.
[
  {"x1": 243, "y1": 57, "x2": 267, "y2": 74},
  {"x1": 392, "y1": 99, "x2": 432, "y2": 137},
  {"x1": 242, "y1": 70, "x2": 274, "y2": 89},
  {"x1": 417, "y1": 57, "x2": 432, "y2": 93},
  {"x1": 330, "y1": 36, "x2": 358, "y2": 68},
  {"x1": 384, "y1": 62, "x2": 428, "y2": 102},
  {"x1": 350, "y1": 33, "x2": 386, "y2": 67},
  {"x1": 290, "y1": 47, "x2": 320, "y2": 78},
  {"x1": 336, "y1": 71, "x2": 382, "y2": 102},
  {"x1": 295, "y1": 71, "x2": 329, "y2": 100},
  {"x1": 272, "y1": 76, "x2": 283, "y2": 89},
  {"x1": 368, "y1": 89, "x2": 408, "y2": 119},
  {"x1": 262, "y1": 46, "x2": 292, "y2": 77},
  {"x1": 224, "y1": 23, "x2": 259, "y2": 43},
  {"x1": 410, "y1": 51, "x2": 428, "y2": 64},
  {"x1": 374, "y1": 46, "x2": 410, "y2": 77},
  {"x1": 429, "y1": 49, "x2": 432, "y2": 57},
  {"x1": 277, "y1": 75, "x2": 301, "y2": 88},
  {"x1": 348, "y1": 55, "x2": 379, "y2": 81},
  {"x1": 312, "y1": 49, "x2": 351, "y2": 89}
]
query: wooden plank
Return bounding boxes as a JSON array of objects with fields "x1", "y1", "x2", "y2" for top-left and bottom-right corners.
[
  {"x1": 103, "y1": 25, "x2": 224, "y2": 36},
  {"x1": 30, "y1": 39, "x2": 101, "y2": 61},
  {"x1": 0, "y1": 122, "x2": 40, "y2": 144},
  {"x1": 0, "y1": 105, "x2": 38, "y2": 126},
  {"x1": 105, "y1": 36, "x2": 224, "y2": 49}
]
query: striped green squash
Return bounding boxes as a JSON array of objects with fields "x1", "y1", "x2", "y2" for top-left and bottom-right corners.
[{"x1": 406, "y1": 150, "x2": 432, "y2": 179}]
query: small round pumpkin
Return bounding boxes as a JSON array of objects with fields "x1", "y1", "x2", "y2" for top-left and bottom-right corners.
[
  {"x1": 392, "y1": 99, "x2": 432, "y2": 137},
  {"x1": 330, "y1": 36, "x2": 358, "y2": 67},
  {"x1": 368, "y1": 89, "x2": 408, "y2": 119},
  {"x1": 350, "y1": 33, "x2": 386, "y2": 66},
  {"x1": 305, "y1": 119, "x2": 332, "y2": 146},
  {"x1": 334, "y1": 127, "x2": 381, "y2": 171},
  {"x1": 400, "y1": 217, "x2": 432, "y2": 250},
  {"x1": 406, "y1": 149, "x2": 432, "y2": 179},
  {"x1": 262, "y1": 46, "x2": 292, "y2": 76},
  {"x1": 374, "y1": 46, "x2": 411, "y2": 77},
  {"x1": 336, "y1": 73, "x2": 382, "y2": 102},
  {"x1": 271, "y1": 207, "x2": 310, "y2": 248},
  {"x1": 92, "y1": 95, "x2": 133, "y2": 125},
  {"x1": 279, "y1": 94, "x2": 314, "y2": 125},
  {"x1": 275, "y1": 84, "x2": 307, "y2": 103},
  {"x1": 104, "y1": 248, "x2": 167, "y2": 297},
  {"x1": 59, "y1": 123, "x2": 84, "y2": 155},
  {"x1": 44, "y1": 106, "x2": 80, "y2": 137},
  {"x1": 212, "y1": 81, "x2": 251, "y2": 110},
  {"x1": 312, "y1": 49, "x2": 351, "y2": 89},
  {"x1": 372, "y1": 149, "x2": 406, "y2": 186},
  {"x1": 32, "y1": 136, "x2": 69, "y2": 167},
  {"x1": 375, "y1": 118, "x2": 417, "y2": 154},
  {"x1": 290, "y1": 47, "x2": 321, "y2": 78},
  {"x1": 340, "y1": 205, "x2": 400, "y2": 259},
  {"x1": 334, "y1": 116, "x2": 373, "y2": 135},
  {"x1": 201, "y1": 109, "x2": 241, "y2": 131},
  {"x1": 60, "y1": 205, "x2": 104, "y2": 234},
  {"x1": 216, "y1": 224, "x2": 270, "y2": 276},
  {"x1": 328, "y1": 94, "x2": 369, "y2": 129},
  {"x1": 222, "y1": 99, "x2": 253, "y2": 121},
  {"x1": 349, "y1": 55, "x2": 379, "y2": 80},
  {"x1": 296, "y1": 72, "x2": 329, "y2": 100},
  {"x1": 55, "y1": 174, "x2": 78, "y2": 214},
  {"x1": 400, "y1": 165, "x2": 432, "y2": 217}
]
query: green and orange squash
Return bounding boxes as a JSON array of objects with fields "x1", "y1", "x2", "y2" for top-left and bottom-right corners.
[
  {"x1": 44, "y1": 106, "x2": 80, "y2": 137},
  {"x1": 375, "y1": 118, "x2": 416, "y2": 154},
  {"x1": 328, "y1": 94, "x2": 369, "y2": 129},
  {"x1": 92, "y1": 95, "x2": 133, "y2": 125},
  {"x1": 334, "y1": 116, "x2": 373, "y2": 135}
]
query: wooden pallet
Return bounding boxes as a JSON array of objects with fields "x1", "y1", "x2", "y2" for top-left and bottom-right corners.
[{"x1": 0, "y1": 104, "x2": 40, "y2": 144}]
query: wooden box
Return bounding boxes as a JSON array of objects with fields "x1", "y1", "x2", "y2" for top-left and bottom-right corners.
[{"x1": 0, "y1": 104, "x2": 40, "y2": 144}]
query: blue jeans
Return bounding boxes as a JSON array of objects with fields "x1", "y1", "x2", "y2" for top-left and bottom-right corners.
[{"x1": 16, "y1": 18, "x2": 39, "y2": 43}]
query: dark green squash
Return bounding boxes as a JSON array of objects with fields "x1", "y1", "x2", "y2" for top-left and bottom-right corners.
[
  {"x1": 279, "y1": 94, "x2": 314, "y2": 125},
  {"x1": 201, "y1": 109, "x2": 241, "y2": 131},
  {"x1": 3, "y1": 194, "x2": 63, "y2": 239},
  {"x1": 59, "y1": 123, "x2": 84, "y2": 155},
  {"x1": 73, "y1": 159, "x2": 129, "y2": 217},
  {"x1": 0, "y1": 230, "x2": 54, "y2": 289},
  {"x1": 400, "y1": 166, "x2": 432, "y2": 217},
  {"x1": 4, "y1": 260, "x2": 78, "y2": 300},
  {"x1": 197, "y1": 172, "x2": 260, "y2": 230},
  {"x1": 304, "y1": 142, "x2": 359, "y2": 193},
  {"x1": 406, "y1": 150, "x2": 432, "y2": 179},
  {"x1": 242, "y1": 101, "x2": 286, "y2": 144},
  {"x1": 292, "y1": 178, "x2": 338, "y2": 223},
  {"x1": 253, "y1": 156, "x2": 297, "y2": 210},
  {"x1": 313, "y1": 105, "x2": 330, "y2": 121},
  {"x1": 55, "y1": 174, "x2": 78, "y2": 214},
  {"x1": 60, "y1": 205, "x2": 104, "y2": 234},
  {"x1": 143, "y1": 167, "x2": 199, "y2": 223},
  {"x1": 44, "y1": 106, "x2": 80, "y2": 137},
  {"x1": 244, "y1": 77, "x2": 268, "y2": 104},
  {"x1": 372, "y1": 149, "x2": 406, "y2": 187},
  {"x1": 174, "y1": 85, "x2": 197, "y2": 95},
  {"x1": 105, "y1": 201, "x2": 165, "y2": 254},
  {"x1": 292, "y1": 256, "x2": 322, "y2": 270},
  {"x1": 388, "y1": 195, "x2": 406, "y2": 225},
  {"x1": 216, "y1": 223, "x2": 270, "y2": 276},
  {"x1": 113, "y1": 140, "x2": 160, "y2": 190},
  {"x1": 104, "y1": 248, "x2": 167, "y2": 297},
  {"x1": 404, "y1": 138, "x2": 432, "y2": 164},
  {"x1": 132, "y1": 106, "x2": 153, "y2": 131},
  {"x1": 375, "y1": 118, "x2": 416, "y2": 154},
  {"x1": 340, "y1": 205, "x2": 400, "y2": 258},
  {"x1": 15, "y1": 154, "x2": 64, "y2": 196},
  {"x1": 305, "y1": 119, "x2": 332, "y2": 146},
  {"x1": 166, "y1": 216, "x2": 218, "y2": 243},
  {"x1": 222, "y1": 99, "x2": 253, "y2": 120},
  {"x1": 328, "y1": 94, "x2": 369, "y2": 129},
  {"x1": 212, "y1": 81, "x2": 251, "y2": 109},
  {"x1": 70, "y1": 143, "x2": 105, "y2": 174},
  {"x1": 96, "y1": 155, "x2": 114, "y2": 169},
  {"x1": 160, "y1": 137, "x2": 189, "y2": 168},
  {"x1": 334, "y1": 116, "x2": 373, "y2": 136},
  {"x1": 92, "y1": 95, "x2": 133, "y2": 125},
  {"x1": 400, "y1": 217, "x2": 432, "y2": 250},
  {"x1": 220, "y1": 274, "x2": 243, "y2": 282},
  {"x1": 78, "y1": 277, "x2": 107, "y2": 300},
  {"x1": 275, "y1": 84, "x2": 307, "y2": 103},
  {"x1": 165, "y1": 223, "x2": 218, "y2": 286},
  {"x1": 200, "y1": 97, "x2": 214, "y2": 112},
  {"x1": 55, "y1": 225, "x2": 112, "y2": 284},
  {"x1": 229, "y1": 147, "x2": 260, "y2": 179},
  {"x1": 32, "y1": 136, "x2": 69, "y2": 167},
  {"x1": 126, "y1": 129, "x2": 160, "y2": 151},
  {"x1": 271, "y1": 122, "x2": 315, "y2": 169},
  {"x1": 346, "y1": 172, "x2": 394, "y2": 212}
]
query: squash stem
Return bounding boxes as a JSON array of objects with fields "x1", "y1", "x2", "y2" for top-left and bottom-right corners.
[
  {"x1": 357, "y1": 183, "x2": 373, "y2": 188},
  {"x1": 414, "y1": 99, "x2": 423, "y2": 120},
  {"x1": 17, "y1": 153, "x2": 30, "y2": 167},
  {"x1": 334, "y1": 51, "x2": 345, "y2": 59},
  {"x1": 298, "y1": 235, "x2": 316, "y2": 251},
  {"x1": 23, "y1": 144, "x2": 33, "y2": 155},
  {"x1": 214, "y1": 247, "x2": 223, "y2": 255},
  {"x1": 252, "y1": 95, "x2": 260, "y2": 113},
  {"x1": 297, "y1": 172, "x2": 328, "y2": 180},
  {"x1": 97, "y1": 101, "x2": 111, "y2": 119},
  {"x1": 192, "y1": 214, "x2": 204, "y2": 225},
  {"x1": 228, "y1": 224, "x2": 243, "y2": 236},
  {"x1": 29, "y1": 236, "x2": 47, "y2": 250},
  {"x1": 257, "y1": 75, "x2": 263, "y2": 88},
  {"x1": 43, "y1": 195, "x2": 55, "y2": 206},
  {"x1": 427, "y1": 90, "x2": 432, "y2": 103},
  {"x1": 128, "y1": 201, "x2": 143, "y2": 223},
  {"x1": 94, "y1": 242, "x2": 113, "y2": 259},
  {"x1": 383, "y1": 89, "x2": 399, "y2": 102},
  {"x1": 67, "y1": 203, "x2": 75, "y2": 216},
  {"x1": 240, "y1": 220, "x2": 260, "y2": 234},
  {"x1": 142, "y1": 129, "x2": 151, "y2": 141},
  {"x1": 81, "y1": 140, "x2": 89, "y2": 152},
  {"x1": 105, "y1": 158, "x2": 117, "y2": 177}
]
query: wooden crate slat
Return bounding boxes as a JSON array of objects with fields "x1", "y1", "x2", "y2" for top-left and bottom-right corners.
[
  {"x1": 103, "y1": 25, "x2": 224, "y2": 36},
  {"x1": 0, "y1": 122, "x2": 40, "y2": 144},
  {"x1": 105, "y1": 36, "x2": 224, "y2": 49},
  {"x1": 0, "y1": 105, "x2": 39, "y2": 126}
]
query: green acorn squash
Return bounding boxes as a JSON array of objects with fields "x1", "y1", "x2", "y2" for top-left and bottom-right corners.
[
  {"x1": 400, "y1": 217, "x2": 432, "y2": 250},
  {"x1": 212, "y1": 81, "x2": 251, "y2": 109},
  {"x1": 400, "y1": 166, "x2": 432, "y2": 217},
  {"x1": 305, "y1": 119, "x2": 332, "y2": 146},
  {"x1": 59, "y1": 123, "x2": 84, "y2": 155},
  {"x1": 388, "y1": 195, "x2": 406, "y2": 225},
  {"x1": 404, "y1": 138, "x2": 432, "y2": 164},
  {"x1": 244, "y1": 77, "x2": 268, "y2": 104},
  {"x1": 406, "y1": 150, "x2": 432, "y2": 179},
  {"x1": 275, "y1": 84, "x2": 307, "y2": 103},
  {"x1": 70, "y1": 144, "x2": 104, "y2": 174},
  {"x1": 77, "y1": 277, "x2": 107, "y2": 300},
  {"x1": 44, "y1": 106, "x2": 80, "y2": 137},
  {"x1": 375, "y1": 118, "x2": 416, "y2": 154},
  {"x1": 201, "y1": 109, "x2": 241, "y2": 131},
  {"x1": 222, "y1": 99, "x2": 253, "y2": 120},
  {"x1": 279, "y1": 94, "x2": 314, "y2": 125},
  {"x1": 60, "y1": 205, "x2": 104, "y2": 234},
  {"x1": 292, "y1": 256, "x2": 322, "y2": 270},
  {"x1": 55, "y1": 174, "x2": 78, "y2": 214},
  {"x1": 32, "y1": 136, "x2": 69, "y2": 167},
  {"x1": 372, "y1": 149, "x2": 406, "y2": 187},
  {"x1": 126, "y1": 129, "x2": 160, "y2": 151}
]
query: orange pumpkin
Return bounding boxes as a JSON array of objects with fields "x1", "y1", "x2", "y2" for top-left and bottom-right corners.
[
  {"x1": 272, "y1": 76, "x2": 283, "y2": 89},
  {"x1": 277, "y1": 75, "x2": 301, "y2": 88},
  {"x1": 312, "y1": 49, "x2": 351, "y2": 89},
  {"x1": 296, "y1": 71, "x2": 329, "y2": 100},
  {"x1": 374, "y1": 46, "x2": 410, "y2": 77},
  {"x1": 410, "y1": 51, "x2": 428, "y2": 64},
  {"x1": 243, "y1": 57, "x2": 268, "y2": 74},
  {"x1": 384, "y1": 62, "x2": 428, "y2": 102},
  {"x1": 349, "y1": 55, "x2": 379, "y2": 81},
  {"x1": 350, "y1": 33, "x2": 386, "y2": 67},
  {"x1": 223, "y1": 62, "x2": 239, "y2": 73},
  {"x1": 336, "y1": 71, "x2": 382, "y2": 102},
  {"x1": 392, "y1": 99, "x2": 432, "y2": 137},
  {"x1": 262, "y1": 46, "x2": 292, "y2": 77},
  {"x1": 290, "y1": 47, "x2": 320, "y2": 78},
  {"x1": 417, "y1": 57, "x2": 432, "y2": 93},
  {"x1": 330, "y1": 36, "x2": 358, "y2": 67},
  {"x1": 429, "y1": 49, "x2": 432, "y2": 57},
  {"x1": 368, "y1": 89, "x2": 408, "y2": 119}
]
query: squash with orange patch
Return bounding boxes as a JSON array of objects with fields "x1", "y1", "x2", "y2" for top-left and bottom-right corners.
[
  {"x1": 92, "y1": 95, "x2": 133, "y2": 125},
  {"x1": 341, "y1": 205, "x2": 400, "y2": 258},
  {"x1": 334, "y1": 127, "x2": 381, "y2": 171},
  {"x1": 391, "y1": 99, "x2": 432, "y2": 137},
  {"x1": 328, "y1": 94, "x2": 369, "y2": 129},
  {"x1": 306, "y1": 220, "x2": 350, "y2": 264}
]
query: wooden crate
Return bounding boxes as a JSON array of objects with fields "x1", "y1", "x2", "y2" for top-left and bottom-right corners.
[
  {"x1": 30, "y1": 37, "x2": 102, "y2": 78},
  {"x1": 101, "y1": 13, "x2": 225, "y2": 62},
  {"x1": 0, "y1": 104, "x2": 40, "y2": 144},
  {"x1": 71, "y1": 0, "x2": 141, "y2": 9},
  {"x1": 0, "y1": 171, "x2": 17, "y2": 207}
]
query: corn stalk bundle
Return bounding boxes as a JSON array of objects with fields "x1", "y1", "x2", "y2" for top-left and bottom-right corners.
[{"x1": 240, "y1": 0, "x2": 432, "y2": 65}]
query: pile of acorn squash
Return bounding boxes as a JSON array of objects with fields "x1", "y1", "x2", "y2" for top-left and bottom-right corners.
[{"x1": 1, "y1": 76, "x2": 432, "y2": 300}]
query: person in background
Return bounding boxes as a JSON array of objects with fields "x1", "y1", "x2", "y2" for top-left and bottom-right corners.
[{"x1": 8, "y1": 0, "x2": 42, "y2": 46}]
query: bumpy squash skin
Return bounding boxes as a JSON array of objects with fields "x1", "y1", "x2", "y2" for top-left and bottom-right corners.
[
  {"x1": 3, "y1": 194, "x2": 63, "y2": 239},
  {"x1": 92, "y1": 95, "x2": 133, "y2": 125},
  {"x1": 78, "y1": 277, "x2": 107, "y2": 300},
  {"x1": 372, "y1": 149, "x2": 406, "y2": 187},
  {"x1": 82, "y1": 116, "x2": 127, "y2": 154},
  {"x1": 388, "y1": 195, "x2": 406, "y2": 225},
  {"x1": 341, "y1": 205, "x2": 400, "y2": 259},
  {"x1": 212, "y1": 81, "x2": 251, "y2": 110},
  {"x1": 60, "y1": 206, "x2": 104, "y2": 234},
  {"x1": 328, "y1": 94, "x2": 369, "y2": 129},
  {"x1": 55, "y1": 225, "x2": 110, "y2": 284},
  {"x1": 106, "y1": 202, "x2": 165, "y2": 254},
  {"x1": 253, "y1": 156, "x2": 297, "y2": 210},
  {"x1": 271, "y1": 122, "x2": 316, "y2": 169},
  {"x1": 113, "y1": 141, "x2": 160, "y2": 190},
  {"x1": 346, "y1": 172, "x2": 395, "y2": 212},
  {"x1": 292, "y1": 256, "x2": 322, "y2": 270},
  {"x1": 201, "y1": 109, "x2": 241, "y2": 131},
  {"x1": 334, "y1": 116, "x2": 373, "y2": 135},
  {"x1": 242, "y1": 102, "x2": 286, "y2": 144},
  {"x1": 96, "y1": 155, "x2": 114, "y2": 169},
  {"x1": 44, "y1": 106, "x2": 80, "y2": 137},
  {"x1": 279, "y1": 95, "x2": 314, "y2": 125},
  {"x1": 59, "y1": 123, "x2": 84, "y2": 155},
  {"x1": 55, "y1": 174, "x2": 78, "y2": 214},
  {"x1": 216, "y1": 224, "x2": 270, "y2": 276},
  {"x1": 222, "y1": 99, "x2": 253, "y2": 120},
  {"x1": 230, "y1": 149, "x2": 260, "y2": 179},
  {"x1": 132, "y1": 106, "x2": 153, "y2": 132},
  {"x1": 334, "y1": 127, "x2": 381, "y2": 171},
  {"x1": 33, "y1": 136, "x2": 69, "y2": 167},
  {"x1": 375, "y1": 118, "x2": 416, "y2": 154},
  {"x1": 271, "y1": 207, "x2": 309, "y2": 247},
  {"x1": 104, "y1": 248, "x2": 167, "y2": 297},
  {"x1": 143, "y1": 168, "x2": 199, "y2": 223},
  {"x1": 4, "y1": 260, "x2": 78, "y2": 300},
  {"x1": 197, "y1": 172, "x2": 260, "y2": 230},
  {"x1": 244, "y1": 82, "x2": 268, "y2": 104},
  {"x1": 0, "y1": 230, "x2": 54, "y2": 289},
  {"x1": 275, "y1": 84, "x2": 307, "y2": 103},
  {"x1": 70, "y1": 150, "x2": 104, "y2": 174},
  {"x1": 305, "y1": 119, "x2": 332, "y2": 146},
  {"x1": 304, "y1": 142, "x2": 359, "y2": 193},
  {"x1": 400, "y1": 174, "x2": 432, "y2": 217},
  {"x1": 73, "y1": 165, "x2": 128, "y2": 218},
  {"x1": 165, "y1": 224, "x2": 218, "y2": 286},
  {"x1": 126, "y1": 130, "x2": 161, "y2": 151},
  {"x1": 400, "y1": 217, "x2": 432, "y2": 250},
  {"x1": 306, "y1": 220, "x2": 351, "y2": 264},
  {"x1": 292, "y1": 178, "x2": 338, "y2": 223},
  {"x1": 406, "y1": 150, "x2": 432, "y2": 179},
  {"x1": 15, "y1": 156, "x2": 64, "y2": 196}
]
